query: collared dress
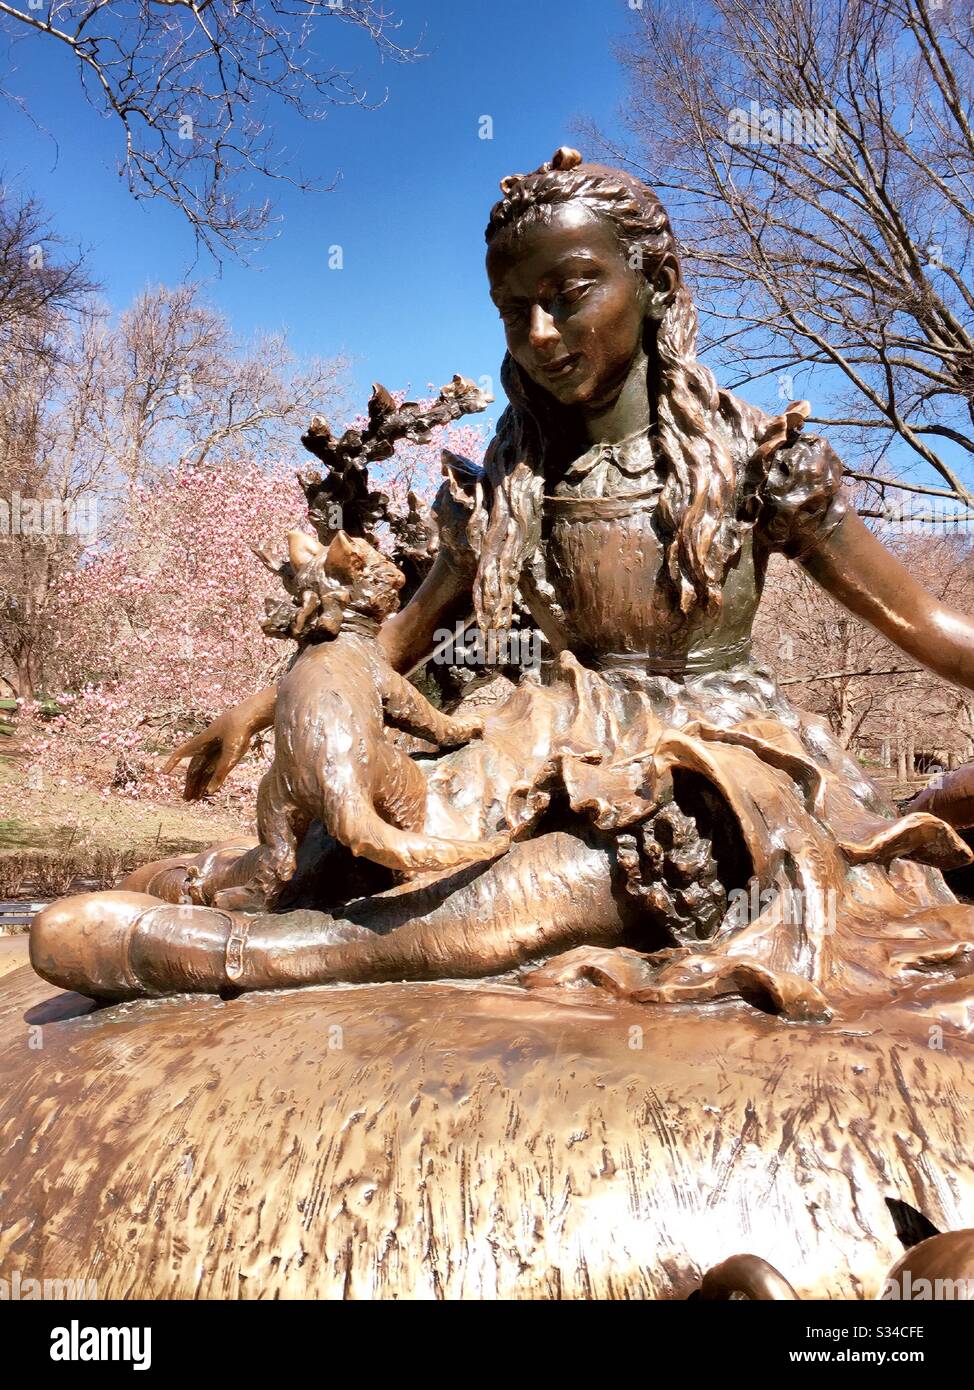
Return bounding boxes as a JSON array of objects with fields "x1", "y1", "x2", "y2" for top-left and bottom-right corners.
[{"x1": 416, "y1": 406, "x2": 974, "y2": 1024}]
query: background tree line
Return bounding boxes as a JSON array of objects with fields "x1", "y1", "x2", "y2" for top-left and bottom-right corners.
[
  {"x1": 0, "y1": 180, "x2": 484, "y2": 798},
  {"x1": 6, "y1": 0, "x2": 974, "y2": 798}
]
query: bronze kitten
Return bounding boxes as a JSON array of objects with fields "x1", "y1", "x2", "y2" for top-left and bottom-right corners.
[{"x1": 216, "y1": 530, "x2": 505, "y2": 910}]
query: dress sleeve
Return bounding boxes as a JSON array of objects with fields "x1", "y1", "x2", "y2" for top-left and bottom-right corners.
[{"x1": 756, "y1": 434, "x2": 849, "y2": 560}]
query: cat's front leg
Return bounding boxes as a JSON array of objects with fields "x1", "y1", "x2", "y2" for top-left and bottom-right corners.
[
  {"x1": 382, "y1": 669, "x2": 484, "y2": 747},
  {"x1": 214, "y1": 768, "x2": 300, "y2": 911}
]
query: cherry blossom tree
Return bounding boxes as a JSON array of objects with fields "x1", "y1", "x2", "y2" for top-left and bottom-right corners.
[
  {"x1": 0, "y1": 274, "x2": 349, "y2": 699},
  {"x1": 23, "y1": 459, "x2": 308, "y2": 799},
  {"x1": 22, "y1": 410, "x2": 487, "y2": 799}
]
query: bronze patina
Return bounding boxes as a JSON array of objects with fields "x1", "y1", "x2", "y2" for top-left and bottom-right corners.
[{"x1": 7, "y1": 149, "x2": 974, "y2": 1299}]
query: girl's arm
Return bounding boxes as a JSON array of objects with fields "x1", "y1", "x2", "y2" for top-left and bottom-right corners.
[
  {"x1": 378, "y1": 549, "x2": 473, "y2": 673},
  {"x1": 800, "y1": 510, "x2": 974, "y2": 692}
]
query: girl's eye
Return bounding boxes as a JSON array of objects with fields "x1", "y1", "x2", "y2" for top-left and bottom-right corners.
[
  {"x1": 499, "y1": 305, "x2": 525, "y2": 326},
  {"x1": 554, "y1": 282, "x2": 591, "y2": 309}
]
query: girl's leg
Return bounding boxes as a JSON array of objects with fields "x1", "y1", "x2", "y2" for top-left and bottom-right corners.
[
  {"x1": 247, "y1": 827, "x2": 636, "y2": 988},
  {"x1": 31, "y1": 829, "x2": 640, "y2": 1000}
]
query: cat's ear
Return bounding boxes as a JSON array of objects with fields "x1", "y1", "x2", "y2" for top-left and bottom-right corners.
[
  {"x1": 325, "y1": 530, "x2": 367, "y2": 581},
  {"x1": 287, "y1": 529, "x2": 325, "y2": 570}
]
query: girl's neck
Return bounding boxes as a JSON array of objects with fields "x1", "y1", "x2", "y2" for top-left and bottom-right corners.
[{"x1": 581, "y1": 346, "x2": 652, "y2": 445}]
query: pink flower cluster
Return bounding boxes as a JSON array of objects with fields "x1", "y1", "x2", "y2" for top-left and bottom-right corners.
[{"x1": 23, "y1": 417, "x2": 487, "y2": 800}]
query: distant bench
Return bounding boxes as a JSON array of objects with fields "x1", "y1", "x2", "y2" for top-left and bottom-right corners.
[{"x1": 0, "y1": 901, "x2": 47, "y2": 933}]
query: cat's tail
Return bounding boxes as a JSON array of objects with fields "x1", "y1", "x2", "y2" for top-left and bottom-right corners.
[{"x1": 329, "y1": 796, "x2": 509, "y2": 875}]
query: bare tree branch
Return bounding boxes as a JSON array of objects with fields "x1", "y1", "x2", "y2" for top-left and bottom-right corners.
[
  {"x1": 588, "y1": 0, "x2": 974, "y2": 503},
  {"x1": 0, "y1": 0, "x2": 422, "y2": 258}
]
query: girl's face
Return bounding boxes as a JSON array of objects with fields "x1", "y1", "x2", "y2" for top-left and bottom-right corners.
[{"x1": 487, "y1": 203, "x2": 651, "y2": 409}]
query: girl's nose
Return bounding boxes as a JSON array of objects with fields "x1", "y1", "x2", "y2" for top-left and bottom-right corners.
[{"x1": 528, "y1": 304, "x2": 559, "y2": 351}]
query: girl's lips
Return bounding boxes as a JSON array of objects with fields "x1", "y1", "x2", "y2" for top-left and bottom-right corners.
[{"x1": 538, "y1": 353, "x2": 581, "y2": 380}]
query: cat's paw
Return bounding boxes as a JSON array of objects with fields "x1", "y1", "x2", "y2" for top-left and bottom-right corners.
[
  {"x1": 439, "y1": 714, "x2": 485, "y2": 746},
  {"x1": 213, "y1": 885, "x2": 269, "y2": 912}
]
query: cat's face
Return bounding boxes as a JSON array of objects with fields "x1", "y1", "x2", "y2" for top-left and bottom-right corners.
[{"x1": 323, "y1": 531, "x2": 405, "y2": 619}]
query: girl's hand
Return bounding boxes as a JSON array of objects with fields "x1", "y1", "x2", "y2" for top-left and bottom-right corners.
[{"x1": 163, "y1": 688, "x2": 276, "y2": 799}]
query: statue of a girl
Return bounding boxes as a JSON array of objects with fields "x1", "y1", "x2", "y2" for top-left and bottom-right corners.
[{"x1": 30, "y1": 149, "x2": 974, "y2": 1024}]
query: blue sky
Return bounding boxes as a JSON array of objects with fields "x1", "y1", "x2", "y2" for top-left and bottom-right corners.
[
  {"x1": 4, "y1": 0, "x2": 970, "y2": 498},
  {"x1": 1, "y1": 0, "x2": 638, "y2": 431}
]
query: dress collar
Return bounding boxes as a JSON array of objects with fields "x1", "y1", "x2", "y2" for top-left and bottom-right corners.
[{"x1": 560, "y1": 428, "x2": 656, "y2": 483}]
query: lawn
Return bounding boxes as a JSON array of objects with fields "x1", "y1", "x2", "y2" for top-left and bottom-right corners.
[{"x1": 0, "y1": 748, "x2": 249, "y2": 904}]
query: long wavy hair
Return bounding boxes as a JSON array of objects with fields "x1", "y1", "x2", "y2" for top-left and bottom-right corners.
[{"x1": 472, "y1": 148, "x2": 741, "y2": 632}]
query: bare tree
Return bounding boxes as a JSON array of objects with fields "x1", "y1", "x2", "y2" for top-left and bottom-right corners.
[
  {"x1": 0, "y1": 0, "x2": 421, "y2": 258},
  {"x1": 592, "y1": 0, "x2": 974, "y2": 506},
  {"x1": 754, "y1": 527, "x2": 974, "y2": 766},
  {"x1": 0, "y1": 187, "x2": 94, "y2": 380},
  {"x1": 0, "y1": 186, "x2": 102, "y2": 696},
  {"x1": 0, "y1": 304, "x2": 115, "y2": 697},
  {"x1": 110, "y1": 281, "x2": 349, "y2": 491}
]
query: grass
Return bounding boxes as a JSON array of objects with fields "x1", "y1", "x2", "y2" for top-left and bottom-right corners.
[{"x1": 0, "y1": 751, "x2": 248, "y2": 901}]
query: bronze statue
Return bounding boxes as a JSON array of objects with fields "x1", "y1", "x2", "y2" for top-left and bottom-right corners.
[
  {"x1": 30, "y1": 147, "x2": 974, "y2": 1013},
  {"x1": 7, "y1": 149, "x2": 974, "y2": 1299}
]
